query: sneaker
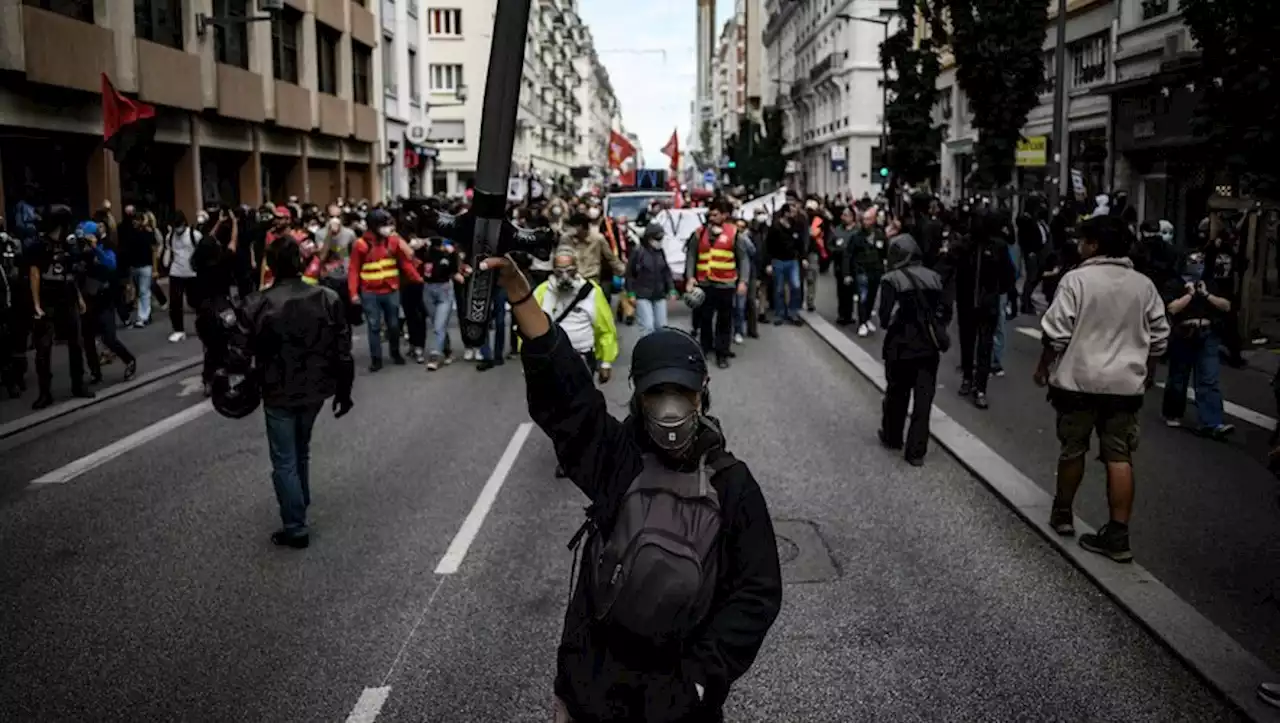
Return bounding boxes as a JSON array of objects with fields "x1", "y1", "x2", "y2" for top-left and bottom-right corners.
[
  {"x1": 270, "y1": 530, "x2": 310, "y2": 549},
  {"x1": 807, "y1": 304, "x2": 816, "y2": 312},
  {"x1": 168, "y1": 331, "x2": 186, "y2": 343},
  {"x1": 89, "y1": 373, "x2": 104, "y2": 385},
  {"x1": 857, "y1": 324, "x2": 869, "y2": 337},
  {"x1": 866, "y1": 321, "x2": 877, "y2": 333},
  {"x1": 958, "y1": 380, "x2": 974, "y2": 397},
  {"x1": 791, "y1": 318, "x2": 804, "y2": 327},
  {"x1": 773, "y1": 318, "x2": 784, "y2": 326},
  {"x1": 716, "y1": 358, "x2": 730, "y2": 369},
  {"x1": 1078, "y1": 522, "x2": 1133, "y2": 563},
  {"x1": 992, "y1": 366, "x2": 1006, "y2": 377},
  {"x1": 31, "y1": 394, "x2": 53, "y2": 410},
  {"x1": 443, "y1": 354, "x2": 455, "y2": 366},
  {"x1": 412, "y1": 347, "x2": 425, "y2": 364},
  {"x1": 426, "y1": 359, "x2": 441, "y2": 372},
  {"x1": 124, "y1": 360, "x2": 137, "y2": 382},
  {"x1": 1164, "y1": 417, "x2": 1182, "y2": 428},
  {"x1": 1257, "y1": 682, "x2": 1280, "y2": 709},
  {"x1": 905, "y1": 456, "x2": 924, "y2": 467},
  {"x1": 390, "y1": 354, "x2": 406, "y2": 366},
  {"x1": 369, "y1": 358, "x2": 383, "y2": 373},
  {"x1": 878, "y1": 429, "x2": 903, "y2": 450},
  {"x1": 972, "y1": 391, "x2": 989, "y2": 409},
  {"x1": 463, "y1": 349, "x2": 476, "y2": 361},
  {"x1": 1205, "y1": 423, "x2": 1236, "y2": 440},
  {"x1": 477, "y1": 360, "x2": 496, "y2": 372},
  {"x1": 1048, "y1": 507, "x2": 1075, "y2": 536},
  {"x1": 734, "y1": 333, "x2": 744, "y2": 344}
]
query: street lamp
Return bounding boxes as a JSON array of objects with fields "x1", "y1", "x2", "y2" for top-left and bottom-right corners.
[{"x1": 837, "y1": 14, "x2": 890, "y2": 194}]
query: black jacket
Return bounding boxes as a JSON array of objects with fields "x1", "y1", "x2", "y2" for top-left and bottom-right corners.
[
  {"x1": 762, "y1": 220, "x2": 807, "y2": 265},
  {"x1": 522, "y1": 321, "x2": 782, "y2": 723},
  {"x1": 879, "y1": 235, "x2": 951, "y2": 362},
  {"x1": 945, "y1": 233, "x2": 1016, "y2": 312},
  {"x1": 227, "y1": 277, "x2": 354, "y2": 408},
  {"x1": 627, "y1": 245, "x2": 676, "y2": 300}
]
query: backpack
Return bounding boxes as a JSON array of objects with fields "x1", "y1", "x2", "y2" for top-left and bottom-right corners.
[{"x1": 569, "y1": 450, "x2": 740, "y2": 641}]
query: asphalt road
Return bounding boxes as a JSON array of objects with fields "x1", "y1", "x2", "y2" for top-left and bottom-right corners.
[
  {"x1": 814, "y1": 269, "x2": 1280, "y2": 676},
  {"x1": 0, "y1": 305, "x2": 1242, "y2": 722}
]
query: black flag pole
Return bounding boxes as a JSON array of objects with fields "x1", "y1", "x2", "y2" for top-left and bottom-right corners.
[{"x1": 420, "y1": 0, "x2": 555, "y2": 347}]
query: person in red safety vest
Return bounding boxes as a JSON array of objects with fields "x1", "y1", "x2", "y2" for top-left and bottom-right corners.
[
  {"x1": 347, "y1": 209, "x2": 422, "y2": 371},
  {"x1": 805, "y1": 199, "x2": 830, "y2": 312},
  {"x1": 682, "y1": 200, "x2": 748, "y2": 370}
]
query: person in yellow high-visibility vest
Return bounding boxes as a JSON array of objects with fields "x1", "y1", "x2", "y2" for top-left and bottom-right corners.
[{"x1": 683, "y1": 201, "x2": 747, "y2": 369}]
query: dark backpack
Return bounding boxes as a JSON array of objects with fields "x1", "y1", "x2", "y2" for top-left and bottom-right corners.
[{"x1": 570, "y1": 451, "x2": 740, "y2": 641}]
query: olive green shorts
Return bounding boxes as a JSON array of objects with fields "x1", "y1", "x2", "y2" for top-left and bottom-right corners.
[{"x1": 1053, "y1": 393, "x2": 1141, "y2": 464}]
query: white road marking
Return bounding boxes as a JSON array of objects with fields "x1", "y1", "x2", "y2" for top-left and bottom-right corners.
[
  {"x1": 177, "y1": 376, "x2": 204, "y2": 397},
  {"x1": 29, "y1": 402, "x2": 214, "y2": 486},
  {"x1": 434, "y1": 422, "x2": 534, "y2": 574},
  {"x1": 1016, "y1": 325, "x2": 1277, "y2": 431},
  {"x1": 344, "y1": 686, "x2": 391, "y2": 723}
]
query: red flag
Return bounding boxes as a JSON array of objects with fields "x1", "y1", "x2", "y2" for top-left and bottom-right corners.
[
  {"x1": 619, "y1": 168, "x2": 637, "y2": 186},
  {"x1": 102, "y1": 73, "x2": 156, "y2": 162},
  {"x1": 661, "y1": 129, "x2": 680, "y2": 172},
  {"x1": 608, "y1": 130, "x2": 636, "y2": 169}
]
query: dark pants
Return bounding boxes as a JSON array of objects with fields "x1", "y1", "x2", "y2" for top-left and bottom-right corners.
[
  {"x1": 882, "y1": 355, "x2": 939, "y2": 460},
  {"x1": 1, "y1": 302, "x2": 30, "y2": 390},
  {"x1": 480, "y1": 287, "x2": 508, "y2": 361},
  {"x1": 34, "y1": 297, "x2": 84, "y2": 395},
  {"x1": 581, "y1": 350, "x2": 598, "y2": 374},
  {"x1": 401, "y1": 280, "x2": 427, "y2": 350},
  {"x1": 168, "y1": 276, "x2": 195, "y2": 334},
  {"x1": 958, "y1": 303, "x2": 998, "y2": 393},
  {"x1": 1020, "y1": 249, "x2": 1042, "y2": 310},
  {"x1": 746, "y1": 278, "x2": 759, "y2": 336},
  {"x1": 697, "y1": 285, "x2": 735, "y2": 362},
  {"x1": 195, "y1": 293, "x2": 230, "y2": 384},
  {"x1": 264, "y1": 402, "x2": 324, "y2": 535},
  {"x1": 858, "y1": 270, "x2": 883, "y2": 326},
  {"x1": 83, "y1": 298, "x2": 135, "y2": 379},
  {"x1": 836, "y1": 273, "x2": 856, "y2": 322}
]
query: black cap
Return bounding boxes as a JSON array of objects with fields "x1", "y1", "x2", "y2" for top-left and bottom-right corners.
[{"x1": 630, "y1": 330, "x2": 708, "y2": 394}]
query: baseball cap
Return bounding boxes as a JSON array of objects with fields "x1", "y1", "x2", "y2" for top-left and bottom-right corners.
[
  {"x1": 630, "y1": 330, "x2": 707, "y2": 394},
  {"x1": 274, "y1": 205, "x2": 292, "y2": 218}
]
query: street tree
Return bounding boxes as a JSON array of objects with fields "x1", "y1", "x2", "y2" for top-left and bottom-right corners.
[
  {"x1": 722, "y1": 109, "x2": 787, "y2": 193},
  {"x1": 881, "y1": 0, "x2": 948, "y2": 186},
  {"x1": 1181, "y1": 0, "x2": 1280, "y2": 198},
  {"x1": 942, "y1": 0, "x2": 1048, "y2": 189}
]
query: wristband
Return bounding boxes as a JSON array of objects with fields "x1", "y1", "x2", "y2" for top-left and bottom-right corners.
[{"x1": 509, "y1": 288, "x2": 536, "y2": 307}]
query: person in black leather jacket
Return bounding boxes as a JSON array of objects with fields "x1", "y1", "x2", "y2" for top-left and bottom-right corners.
[
  {"x1": 945, "y1": 210, "x2": 1017, "y2": 410},
  {"x1": 227, "y1": 235, "x2": 354, "y2": 549}
]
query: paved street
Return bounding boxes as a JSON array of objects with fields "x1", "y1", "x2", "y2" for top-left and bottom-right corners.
[
  {"x1": 814, "y1": 271, "x2": 1280, "y2": 676},
  {"x1": 0, "y1": 307, "x2": 1243, "y2": 722}
]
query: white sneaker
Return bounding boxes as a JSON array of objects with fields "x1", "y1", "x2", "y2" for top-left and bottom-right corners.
[
  {"x1": 857, "y1": 323, "x2": 869, "y2": 338},
  {"x1": 1164, "y1": 418, "x2": 1182, "y2": 428},
  {"x1": 734, "y1": 333, "x2": 744, "y2": 344},
  {"x1": 463, "y1": 349, "x2": 475, "y2": 361},
  {"x1": 866, "y1": 321, "x2": 877, "y2": 333},
  {"x1": 167, "y1": 331, "x2": 186, "y2": 343}
]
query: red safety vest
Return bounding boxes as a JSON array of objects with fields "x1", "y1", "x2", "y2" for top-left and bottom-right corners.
[{"x1": 695, "y1": 224, "x2": 738, "y2": 284}]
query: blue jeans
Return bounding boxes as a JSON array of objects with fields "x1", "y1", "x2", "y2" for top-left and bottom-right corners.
[
  {"x1": 634, "y1": 297, "x2": 668, "y2": 336},
  {"x1": 772, "y1": 259, "x2": 801, "y2": 319},
  {"x1": 361, "y1": 290, "x2": 401, "y2": 360},
  {"x1": 264, "y1": 402, "x2": 323, "y2": 535},
  {"x1": 1162, "y1": 329, "x2": 1224, "y2": 429},
  {"x1": 992, "y1": 301, "x2": 1007, "y2": 368},
  {"x1": 131, "y1": 265, "x2": 153, "y2": 324},
  {"x1": 480, "y1": 287, "x2": 508, "y2": 361},
  {"x1": 424, "y1": 282, "x2": 454, "y2": 357}
]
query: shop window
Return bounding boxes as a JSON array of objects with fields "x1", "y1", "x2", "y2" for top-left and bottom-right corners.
[
  {"x1": 23, "y1": 0, "x2": 92, "y2": 23},
  {"x1": 213, "y1": 0, "x2": 249, "y2": 69},
  {"x1": 317, "y1": 25, "x2": 340, "y2": 95},
  {"x1": 135, "y1": 0, "x2": 183, "y2": 50},
  {"x1": 353, "y1": 41, "x2": 373, "y2": 104},
  {"x1": 271, "y1": 6, "x2": 301, "y2": 84}
]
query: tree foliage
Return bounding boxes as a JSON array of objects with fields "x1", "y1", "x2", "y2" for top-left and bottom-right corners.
[
  {"x1": 881, "y1": 0, "x2": 948, "y2": 186},
  {"x1": 722, "y1": 108, "x2": 787, "y2": 192},
  {"x1": 943, "y1": 0, "x2": 1048, "y2": 188},
  {"x1": 1182, "y1": 0, "x2": 1280, "y2": 198}
]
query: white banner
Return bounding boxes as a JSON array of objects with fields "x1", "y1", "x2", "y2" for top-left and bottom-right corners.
[
  {"x1": 734, "y1": 189, "x2": 788, "y2": 220},
  {"x1": 651, "y1": 208, "x2": 707, "y2": 280}
]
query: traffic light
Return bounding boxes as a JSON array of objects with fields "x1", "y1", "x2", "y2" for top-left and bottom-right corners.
[
  {"x1": 879, "y1": 166, "x2": 889, "y2": 178},
  {"x1": 728, "y1": 160, "x2": 737, "y2": 169}
]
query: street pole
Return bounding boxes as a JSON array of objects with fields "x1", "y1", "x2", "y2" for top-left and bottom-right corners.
[
  {"x1": 1049, "y1": 0, "x2": 1069, "y2": 209},
  {"x1": 422, "y1": 0, "x2": 555, "y2": 347},
  {"x1": 880, "y1": 20, "x2": 891, "y2": 213}
]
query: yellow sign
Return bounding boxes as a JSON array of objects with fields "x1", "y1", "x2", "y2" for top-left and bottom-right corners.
[{"x1": 1016, "y1": 136, "x2": 1048, "y2": 167}]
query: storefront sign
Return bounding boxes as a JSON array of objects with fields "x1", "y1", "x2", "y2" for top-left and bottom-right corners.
[{"x1": 1016, "y1": 136, "x2": 1047, "y2": 167}]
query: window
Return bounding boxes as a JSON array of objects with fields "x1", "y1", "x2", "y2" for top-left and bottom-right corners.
[
  {"x1": 22, "y1": 0, "x2": 92, "y2": 22},
  {"x1": 428, "y1": 119, "x2": 465, "y2": 145},
  {"x1": 135, "y1": 0, "x2": 183, "y2": 49},
  {"x1": 317, "y1": 25, "x2": 340, "y2": 95},
  {"x1": 213, "y1": 0, "x2": 249, "y2": 69},
  {"x1": 1140, "y1": 0, "x2": 1170, "y2": 22},
  {"x1": 407, "y1": 0, "x2": 418, "y2": 16},
  {"x1": 428, "y1": 8, "x2": 462, "y2": 36},
  {"x1": 381, "y1": 35, "x2": 396, "y2": 96},
  {"x1": 1069, "y1": 34, "x2": 1108, "y2": 89},
  {"x1": 429, "y1": 63, "x2": 463, "y2": 93},
  {"x1": 353, "y1": 41, "x2": 373, "y2": 104},
  {"x1": 271, "y1": 7, "x2": 302, "y2": 83},
  {"x1": 408, "y1": 48, "x2": 420, "y2": 102}
]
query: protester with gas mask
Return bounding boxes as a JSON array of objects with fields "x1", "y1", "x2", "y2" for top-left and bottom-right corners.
[
  {"x1": 29, "y1": 205, "x2": 91, "y2": 409},
  {"x1": 476, "y1": 250, "x2": 781, "y2": 723},
  {"x1": 1161, "y1": 251, "x2": 1233, "y2": 438},
  {"x1": 347, "y1": 209, "x2": 422, "y2": 371},
  {"x1": 625, "y1": 224, "x2": 677, "y2": 337},
  {"x1": 530, "y1": 246, "x2": 618, "y2": 382}
]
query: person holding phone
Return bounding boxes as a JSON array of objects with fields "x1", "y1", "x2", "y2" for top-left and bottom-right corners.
[{"x1": 1161, "y1": 251, "x2": 1233, "y2": 438}]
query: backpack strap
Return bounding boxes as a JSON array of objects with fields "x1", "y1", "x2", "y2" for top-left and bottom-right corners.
[{"x1": 553, "y1": 281, "x2": 595, "y2": 325}]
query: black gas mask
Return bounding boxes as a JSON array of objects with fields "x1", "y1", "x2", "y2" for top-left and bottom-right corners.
[{"x1": 639, "y1": 389, "x2": 700, "y2": 453}]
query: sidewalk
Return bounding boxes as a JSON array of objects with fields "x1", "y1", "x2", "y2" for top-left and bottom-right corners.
[{"x1": 0, "y1": 308, "x2": 202, "y2": 430}]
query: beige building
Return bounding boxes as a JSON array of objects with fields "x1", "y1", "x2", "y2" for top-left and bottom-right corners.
[{"x1": 0, "y1": 0, "x2": 381, "y2": 223}]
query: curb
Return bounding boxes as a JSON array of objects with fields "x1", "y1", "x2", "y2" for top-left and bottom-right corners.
[
  {"x1": 0, "y1": 354, "x2": 204, "y2": 441},
  {"x1": 800, "y1": 309, "x2": 1279, "y2": 722}
]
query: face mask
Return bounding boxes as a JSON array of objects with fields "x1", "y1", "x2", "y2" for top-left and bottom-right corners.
[
  {"x1": 554, "y1": 268, "x2": 577, "y2": 289},
  {"x1": 641, "y1": 391, "x2": 699, "y2": 452},
  {"x1": 587, "y1": 208, "x2": 601, "y2": 220},
  {"x1": 308, "y1": 224, "x2": 321, "y2": 235},
  {"x1": 196, "y1": 212, "x2": 209, "y2": 226},
  {"x1": 378, "y1": 226, "x2": 394, "y2": 237},
  {"x1": 550, "y1": 207, "x2": 563, "y2": 217}
]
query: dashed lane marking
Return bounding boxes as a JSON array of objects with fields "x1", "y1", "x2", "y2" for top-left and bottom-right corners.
[{"x1": 1016, "y1": 326, "x2": 1277, "y2": 431}]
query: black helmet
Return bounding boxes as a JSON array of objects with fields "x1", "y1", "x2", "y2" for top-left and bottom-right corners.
[
  {"x1": 367, "y1": 209, "x2": 392, "y2": 228},
  {"x1": 211, "y1": 368, "x2": 261, "y2": 420}
]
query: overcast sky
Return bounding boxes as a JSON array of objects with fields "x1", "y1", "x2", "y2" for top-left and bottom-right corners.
[{"x1": 577, "y1": 0, "x2": 735, "y2": 167}]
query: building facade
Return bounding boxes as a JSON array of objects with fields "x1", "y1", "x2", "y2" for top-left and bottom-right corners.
[
  {"x1": 710, "y1": 10, "x2": 746, "y2": 160},
  {"x1": 763, "y1": 0, "x2": 896, "y2": 199},
  {"x1": 420, "y1": 1, "x2": 489, "y2": 196},
  {"x1": 380, "y1": 0, "x2": 431, "y2": 199},
  {"x1": 693, "y1": 0, "x2": 716, "y2": 157},
  {"x1": 0, "y1": 0, "x2": 382, "y2": 222}
]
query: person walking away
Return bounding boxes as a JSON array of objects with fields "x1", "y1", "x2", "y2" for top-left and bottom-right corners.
[
  {"x1": 763, "y1": 207, "x2": 807, "y2": 325},
  {"x1": 626, "y1": 224, "x2": 677, "y2": 337},
  {"x1": 29, "y1": 206, "x2": 92, "y2": 409},
  {"x1": 476, "y1": 252, "x2": 781, "y2": 723},
  {"x1": 347, "y1": 209, "x2": 422, "y2": 371},
  {"x1": 803, "y1": 199, "x2": 828, "y2": 312},
  {"x1": 421, "y1": 236, "x2": 460, "y2": 371},
  {"x1": 748, "y1": 210, "x2": 770, "y2": 332},
  {"x1": 877, "y1": 233, "x2": 949, "y2": 466},
  {"x1": 1035, "y1": 215, "x2": 1170, "y2": 563},
  {"x1": 851, "y1": 207, "x2": 887, "y2": 337},
  {"x1": 1016, "y1": 195, "x2": 1050, "y2": 315},
  {"x1": 119, "y1": 205, "x2": 157, "y2": 327},
  {"x1": 731, "y1": 218, "x2": 756, "y2": 344},
  {"x1": 949, "y1": 210, "x2": 1016, "y2": 409},
  {"x1": 1161, "y1": 251, "x2": 1234, "y2": 438},
  {"x1": 165, "y1": 211, "x2": 200, "y2": 342},
  {"x1": 684, "y1": 201, "x2": 748, "y2": 369},
  {"x1": 829, "y1": 207, "x2": 858, "y2": 325},
  {"x1": 191, "y1": 210, "x2": 240, "y2": 396},
  {"x1": 77, "y1": 221, "x2": 136, "y2": 385},
  {"x1": 226, "y1": 236, "x2": 354, "y2": 549}
]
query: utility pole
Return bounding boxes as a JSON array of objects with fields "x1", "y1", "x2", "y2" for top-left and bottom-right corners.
[{"x1": 1049, "y1": 0, "x2": 1069, "y2": 209}]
